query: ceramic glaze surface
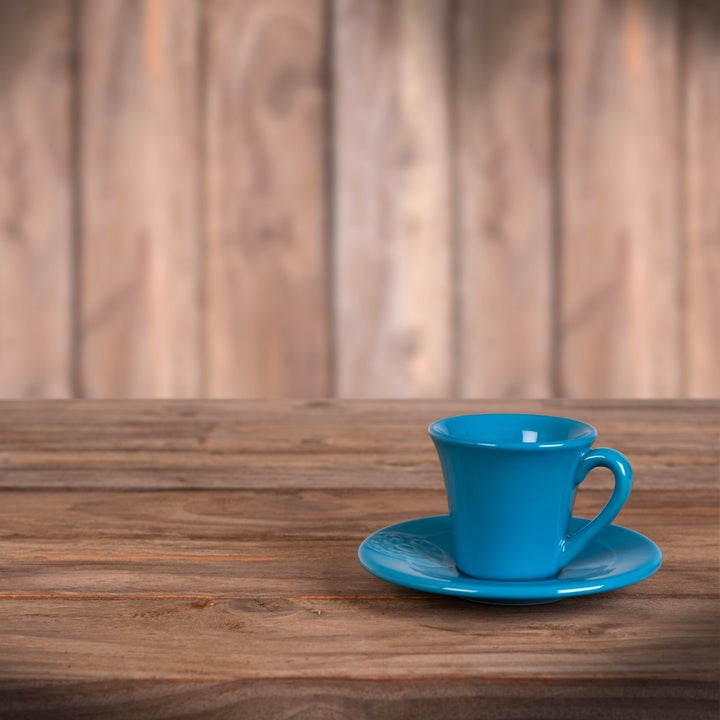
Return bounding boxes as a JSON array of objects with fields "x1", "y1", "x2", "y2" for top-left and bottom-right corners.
[
  {"x1": 429, "y1": 414, "x2": 633, "y2": 580},
  {"x1": 358, "y1": 515, "x2": 662, "y2": 605}
]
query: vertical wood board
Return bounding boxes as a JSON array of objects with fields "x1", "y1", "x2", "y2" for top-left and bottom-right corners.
[
  {"x1": 559, "y1": 0, "x2": 681, "y2": 397},
  {"x1": 204, "y1": 0, "x2": 329, "y2": 397},
  {"x1": 0, "y1": 0, "x2": 73, "y2": 397},
  {"x1": 455, "y1": 0, "x2": 554, "y2": 398},
  {"x1": 333, "y1": 0, "x2": 452, "y2": 397},
  {"x1": 682, "y1": 0, "x2": 720, "y2": 398},
  {"x1": 79, "y1": 0, "x2": 201, "y2": 397}
]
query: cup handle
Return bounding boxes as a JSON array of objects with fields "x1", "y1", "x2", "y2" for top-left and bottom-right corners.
[{"x1": 561, "y1": 448, "x2": 633, "y2": 565}]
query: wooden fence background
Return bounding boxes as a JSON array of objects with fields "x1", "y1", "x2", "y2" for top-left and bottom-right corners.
[{"x1": 0, "y1": 0, "x2": 718, "y2": 399}]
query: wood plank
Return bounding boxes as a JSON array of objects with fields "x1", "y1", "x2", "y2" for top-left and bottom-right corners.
[
  {"x1": 0, "y1": 400, "x2": 717, "y2": 489},
  {"x1": 78, "y1": 0, "x2": 200, "y2": 397},
  {"x1": 0, "y1": 0, "x2": 73, "y2": 398},
  {"x1": 333, "y1": 0, "x2": 452, "y2": 397},
  {"x1": 559, "y1": 0, "x2": 681, "y2": 397},
  {"x1": 0, "y1": 487, "x2": 714, "y2": 544},
  {"x1": 455, "y1": 0, "x2": 554, "y2": 397},
  {"x1": 0, "y1": 534, "x2": 709, "y2": 601},
  {"x1": 204, "y1": 0, "x2": 329, "y2": 397},
  {"x1": 0, "y1": 488, "x2": 449, "y2": 543},
  {"x1": 0, "y1": 678, "x2": 715, "y2": 720},
  {"x1": 682, "y1": 0, "x2": 720, "y2": 397},
  {"x1": 0, "y1": 595, "x2": 715, "y2": 680},
  {"x1": 0, "y1": 489, "x2": 714, "y2": 599}
]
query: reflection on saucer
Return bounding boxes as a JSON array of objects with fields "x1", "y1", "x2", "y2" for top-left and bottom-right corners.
[{"x1": 366, "y1": 530, "x2": 455, "y2": 572}]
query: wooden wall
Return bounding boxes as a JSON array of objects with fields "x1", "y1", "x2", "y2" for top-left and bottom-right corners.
[{"x1": 0, "y1": 0, "x2": 718, "y2": 399}]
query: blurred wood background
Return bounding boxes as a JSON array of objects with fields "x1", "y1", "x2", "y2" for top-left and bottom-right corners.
[{"x1": 0, "y1": 0, "x2": 718, "y2": 399}]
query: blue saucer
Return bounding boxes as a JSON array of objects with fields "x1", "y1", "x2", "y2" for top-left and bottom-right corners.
[{"x1": 358, "y1": 516, "x2": 662, "y2": 605}]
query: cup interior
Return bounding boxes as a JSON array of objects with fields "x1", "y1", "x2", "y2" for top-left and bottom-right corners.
[{"x1": 428, "y1": 413, "x2": 596, "y2": 450}]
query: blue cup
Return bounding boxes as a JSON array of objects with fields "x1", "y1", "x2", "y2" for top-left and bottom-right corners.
[{"x1": 429, "y1": 413, "x2": 633, "y2": 581}]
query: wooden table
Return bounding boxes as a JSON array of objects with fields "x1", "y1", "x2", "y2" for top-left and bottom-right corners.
[{"x1": 0, "y1": 400, "x2": 717, "y2": 718}]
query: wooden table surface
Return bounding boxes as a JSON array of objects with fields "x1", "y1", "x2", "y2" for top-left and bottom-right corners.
[{"x1": 0, "y1": 400, "x2": 717, "y2": 719}]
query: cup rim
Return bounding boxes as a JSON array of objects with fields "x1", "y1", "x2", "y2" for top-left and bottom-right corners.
[{"x1": 428, "y1": 413, "x2": 597, "y2": 451}]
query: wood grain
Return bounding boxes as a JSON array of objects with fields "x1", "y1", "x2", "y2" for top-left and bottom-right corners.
[
  {"x1": 0, "y1": 400, "x2": 716, "y2": 717},
  {"x1": 559, "y1": 0, "x2": 681, "y2": 397},
  {"x1": 204, "y1": 0, "x2": 329, "y2": 397},
  {"x1": 2, "y1": 2, "x2": 720, "y2": 402},
  {"x1": 0, "y1": 679, "x2": 715, "y2": 720},
  {"x1": 0, "y1": 0, "x2": 73, "y2": 398},
  {"x1": 78, "y1": 0, "x2": 200, "y2": 397},
  {"x1": 682, "y1": 0, "x2": 720, "y2": 398},
  {"x1": 0, "y1": 399, "x2": 717, "y2": 489},
  {"x1": 0, "y1": 489, "x2": 715, "y2": 599},
  {"x1": 455, "y1": 0, "x2": 554, "y2": 397},
  {"x1": 0, "y1": 595, "x2": 716, "y2": 680},
  {"x1": 333, "y1": 0, "x2": 452, "y2": 397}
]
